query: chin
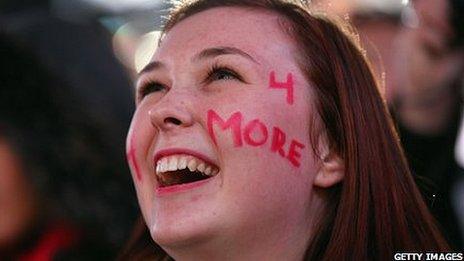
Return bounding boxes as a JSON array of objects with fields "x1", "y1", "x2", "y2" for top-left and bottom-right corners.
[{"x1": 150, "y1": 217, "x2": 219, "y2": 250}]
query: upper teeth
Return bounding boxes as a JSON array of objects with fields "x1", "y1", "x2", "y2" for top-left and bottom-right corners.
[{"x1": 155, "y1": 155, "x2": 219, "y2": 177}]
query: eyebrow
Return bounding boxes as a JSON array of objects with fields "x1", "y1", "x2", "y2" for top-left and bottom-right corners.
[
  {"x1": 192, "y1": 46, "x2": 259, "y2": 64},
  {"x1": 138, "y1": 61, "x2": 165, "y2": 77},
  {"x1": 138, "y1": 46, "x2": 259, "y2": 77}
]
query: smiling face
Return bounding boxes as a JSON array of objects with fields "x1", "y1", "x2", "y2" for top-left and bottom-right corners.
[{"x1": 127, "y1": 7, "x2": 324, "y2": 259}]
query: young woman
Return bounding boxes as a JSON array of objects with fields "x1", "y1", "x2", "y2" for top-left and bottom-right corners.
[{"x1": 122, "y1": 0, "x2": 450, "y2": 260}]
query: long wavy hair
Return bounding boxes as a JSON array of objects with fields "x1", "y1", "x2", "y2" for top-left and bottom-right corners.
[{"x1": 119, "y1": 0, "x2": 450, "y2": 260}]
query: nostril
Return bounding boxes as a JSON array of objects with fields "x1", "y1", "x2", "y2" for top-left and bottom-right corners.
[{"x1": 164, "y1": 117, "x2": 182, "y2": 125}]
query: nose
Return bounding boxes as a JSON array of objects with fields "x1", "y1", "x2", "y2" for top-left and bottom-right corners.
[{"x1": 149, "y1": 99, "x2": 194, "y2": 131}]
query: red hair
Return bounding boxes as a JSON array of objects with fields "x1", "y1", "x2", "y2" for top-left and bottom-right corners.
[{"x1": 119, "y1": 0, "x2": 450, "y2": 260}]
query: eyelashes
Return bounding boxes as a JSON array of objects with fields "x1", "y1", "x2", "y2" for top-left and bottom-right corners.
[
  {"x1": 137, "y1": 80, "x2": 166, "y2": 100},
  {"x1": 138, "y1": 80, "x2": 166, "y2": 98},
  {"x1": 204, "y1": 64, "x2": 244, "y2": 83},
  {"x1": 137, "y1": 64, "x2": 244, "y2": 100}
]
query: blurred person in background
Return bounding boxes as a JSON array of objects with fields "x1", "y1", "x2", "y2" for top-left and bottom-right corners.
[
  {"x1": 352, "y1": 9, "x2": 402, "y2": 102},
  {"x1": 347, "y1": 0, "x2": 464, "y2": 249},
  {"x1": 391, "y1": 0, "x2": 464, "y2": 250},
  {"x1": 0, "y1": 33, "x2": 135, "y2": 259},
  {"x1": 0, "y1": 0, "x2": 135, "y2": 151},
  {"x1": 0, "y1": 0, "x2": 139, "y2": 257}
]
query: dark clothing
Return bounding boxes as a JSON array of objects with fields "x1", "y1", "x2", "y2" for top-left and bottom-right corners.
[
  {"x1": 0, "y1": 6, "x2": 135, "y2": 153},
  {"x1": 396, "y1": 103, "x2": 464, "y2": 250},
  {"x1": 0, "y1": 2, "x2": 137, "y2": 254}
]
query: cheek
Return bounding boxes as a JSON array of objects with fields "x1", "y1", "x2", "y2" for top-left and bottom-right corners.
[
  {"x1": 126, "y1": 131, "x2": 142, "y2": 182},
  {"x1": 205, "y1": 70, "x2": 312, "y2": 171},
  {"x1": 222, "y1": 149, "x2": 316, "y2": 226},
  {"x1": 126, "y1": 107, "x2": 158, "y2": 221},
  {"x1": 207, "y1": 69, "x2": 316, "y2": 203},
  {"x1": 126, "y1": 106, "x2": 157, "y2": 180},
  {"x1": 207, "y1": 109, "x2": 309, "y2": 170},
  {"x1": 126, "y1": 113, "x2": 144, "y2": 182}
]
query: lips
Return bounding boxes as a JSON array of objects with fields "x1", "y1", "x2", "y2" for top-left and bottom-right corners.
[{"x1": 153, "y1": 149, "x2": 220, "y2": 190}]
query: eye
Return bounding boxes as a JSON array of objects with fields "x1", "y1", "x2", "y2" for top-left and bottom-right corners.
[
  {"x1": 206, "y1": 65, "x2": 243, "y2": 83},
  {"x1": 138, "y1": 81, "x2": 167, "y2": 99}
]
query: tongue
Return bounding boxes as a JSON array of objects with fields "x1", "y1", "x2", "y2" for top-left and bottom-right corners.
[{"x1": 160, "y1": 169, "x2": 209, "y2": 187}]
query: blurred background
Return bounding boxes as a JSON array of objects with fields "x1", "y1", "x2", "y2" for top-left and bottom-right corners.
[
  {"x1": 0, "y1": 0, "x2": 462, "y2": 259},
  {"x1": 317, "y1": 0, "x2": 464, "y2": 251}
]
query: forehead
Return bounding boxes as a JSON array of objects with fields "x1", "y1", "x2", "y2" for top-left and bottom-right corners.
[{"x1": 155, "y1": 7, "x2": 297, "y2": 64}]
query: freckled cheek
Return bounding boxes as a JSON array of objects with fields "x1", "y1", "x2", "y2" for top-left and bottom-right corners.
[
  {"x1": 207, "y1": 96, "x2": 312, "y2": 169},
  {"x1": 126, "y1": 110, "x2": 160, "y2": 223},
  {"x1": 126, "y1": 108, "x2": 158, "y2": 182},
  {"x1": 225, "y1": 159, "x2": 313, "y2": 217}
]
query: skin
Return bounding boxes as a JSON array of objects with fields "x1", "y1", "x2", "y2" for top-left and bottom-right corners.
[
  {"x1": 127, "y1": 7, "x2": 331, "y2": 261},
  {"x1": 0, "y1": 139, "x2": 38, "y2": 250},
  {"x1": 393, "y1": 0, "x2": 464, "y2": 135}
]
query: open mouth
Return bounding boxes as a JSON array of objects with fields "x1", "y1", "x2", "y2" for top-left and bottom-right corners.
[{"x1": 155, "y1": 154, "x2": 219, "y2": 188}]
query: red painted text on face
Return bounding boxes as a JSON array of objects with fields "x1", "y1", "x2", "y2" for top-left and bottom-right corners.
[{"x1": 207, "y1": 110, "x2": 305, "y2": 167}]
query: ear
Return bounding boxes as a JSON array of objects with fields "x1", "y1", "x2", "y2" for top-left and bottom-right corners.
[{"x1": 314, "y1": 150, "x2": 345, "y2": 188}]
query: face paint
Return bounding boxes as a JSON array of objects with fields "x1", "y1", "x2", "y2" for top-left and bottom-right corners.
[
  {"x1": 127, "y1": 135, "x2": 142, "y2": 181},
  {"x1": 243, "y1": 119, "x2": 269, "y2": 146},
  {"x1": 287, "y1": 140, "x2": 306, "y2": 167},
  {"x1": 270, "y1": 126, "x2": 287, "y2": 157},
  {"x1": 269, "y1": 71, "x2": 294, "y2": 105},
  {"x1": 207, "y1": 109, "x2": 306, "y2": 168},
  {"x1": 207, "y1": 109, "x2": 243, "y2": 146}
]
